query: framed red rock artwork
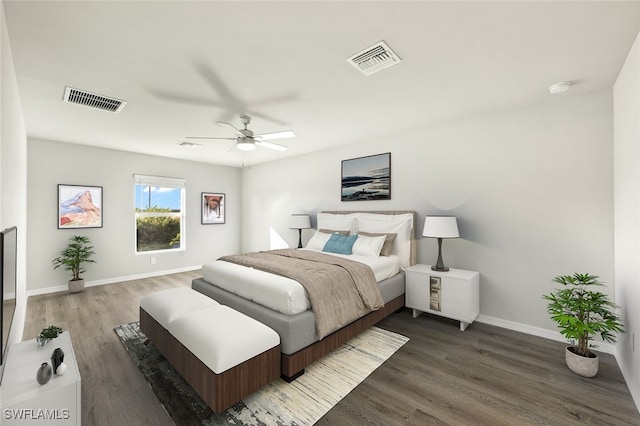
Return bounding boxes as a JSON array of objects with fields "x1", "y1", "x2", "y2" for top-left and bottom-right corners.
[{"x1": 58, "y1": 184, "x2": 103, "y2": 229}]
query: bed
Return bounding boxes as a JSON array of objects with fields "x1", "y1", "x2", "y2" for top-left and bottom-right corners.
[{"x1": 192, "y1": 210, "x2": 416, "y2": 380}]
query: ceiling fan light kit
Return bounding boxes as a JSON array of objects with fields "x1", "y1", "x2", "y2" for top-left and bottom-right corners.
[
  {"x1": 186, "y1": 114, "x2": 294, "y2": 153},
  {"x1": 236, "y1": 138, "x2": 256, "y2": 151}
]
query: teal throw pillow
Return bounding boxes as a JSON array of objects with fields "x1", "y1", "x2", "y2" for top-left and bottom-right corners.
[{"x1": 322, "y1": 233, "x2": 358, "y2": 255}]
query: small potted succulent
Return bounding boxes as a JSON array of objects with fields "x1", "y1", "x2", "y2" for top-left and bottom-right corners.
[
  {"x1": 37, "y1": 325, "x2": 63, "y2": 346},
  {"x1": 543, "y1": 273, "x2": 624, "y2": 377}
]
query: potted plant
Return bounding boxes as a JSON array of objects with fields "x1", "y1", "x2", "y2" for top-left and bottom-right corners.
[
  {"x1": 52, "y1": 235, "x2": 96, "y2": 293},
  {"x1": 543, "y1": 273, "x2": 624, "y2": 377},
  {"x1": 37, "y1": 325, "x2": 63, "y2": 345}
]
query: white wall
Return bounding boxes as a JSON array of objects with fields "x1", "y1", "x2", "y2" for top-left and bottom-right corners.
[
  {"x1": 242, "y1": 90, "x2": 615, "y2": 333},
  {"x1": 0, "y1": 0, "x2": 28, "y2": 382},
  {"x1": 614, "y1": 31, "x2": 640, "y2": 409},
  {"x1": 27, "y1": 139, "x2": 241, "y2": 293}
]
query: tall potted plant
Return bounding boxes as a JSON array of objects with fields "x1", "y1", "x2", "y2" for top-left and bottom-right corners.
[
  {"x1": 543, "y1": 273, "x2": 624, "y2": 377},
  {"x1": 52, "y1": 235, "x2": 96, "y2": 293}
]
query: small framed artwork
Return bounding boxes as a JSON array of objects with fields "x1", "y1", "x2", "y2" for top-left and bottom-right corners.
[
  {"x1": 58, "y1": 184, "x2": 103, "y2": 229},
  {"x1": 341, "y1": 152, "x2": 391, "y2": 201},
  {"x1": 202, "y1": 192, "x2": 225, "y2": 224}
]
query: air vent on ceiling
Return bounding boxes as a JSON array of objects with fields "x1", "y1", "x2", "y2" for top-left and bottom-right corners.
[
  {"x1": 177, "y1": 141, "x2": 201, "y2": 148},
  {"x1": 347, "y1": 41, "x2": 402, "y2": 76},
  {"x1": 63, "y1": 87, "x2": 127, "y2": 113}
]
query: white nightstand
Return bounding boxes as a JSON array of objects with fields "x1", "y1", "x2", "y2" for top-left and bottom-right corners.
[{"x1": 405, "y1": 264, "x2": 479, "y2": 331}]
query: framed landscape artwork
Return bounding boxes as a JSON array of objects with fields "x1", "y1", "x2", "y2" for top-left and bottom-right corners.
[
  {"x1": 58, "y1": 184, "x2": 103, "y2": 229},
  {"x1": 202, "y1": 192, "x2": 225, "y2": 224},
  {"x1": 341, "y1": 152, "x2": 391, "y2": 201}
]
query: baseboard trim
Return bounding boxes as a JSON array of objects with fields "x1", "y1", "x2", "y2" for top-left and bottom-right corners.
[
  {"x1": 26, "y1": 265, "x2": 202, "y2": 297},
  {"x1": 614, "y1": 351, "x2": 640, "y2": 414},
  {"x1": 476, "y1": 314, "x2": 615, "y2": 355}
]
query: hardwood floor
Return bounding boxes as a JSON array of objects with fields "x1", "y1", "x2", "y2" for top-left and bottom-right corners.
[{"x1": 23, "y1": 271, "x2": 640, "y2": 425}]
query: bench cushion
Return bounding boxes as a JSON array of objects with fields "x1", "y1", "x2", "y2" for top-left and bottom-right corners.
[
  {"x1": 140, "y1": 287, "x2": 218, "y2": 329},
  {"x1": 168, "y1": 305, "x2": 280, "y2": 374}
]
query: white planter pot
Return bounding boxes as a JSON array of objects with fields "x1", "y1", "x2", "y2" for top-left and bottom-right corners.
[
  {"x1": 565, "y1": 346, "x2": 598, "y2": 378},
  {"x1": 68, "y1": 279, "x2": 85, "y2": 293}
]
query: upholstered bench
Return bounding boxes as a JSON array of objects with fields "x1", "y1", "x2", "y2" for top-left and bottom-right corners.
[
  {"x1": 139, "y1": 288, "x2": 281, "y2": 414},
  {"x1": 140, "y1": 287, "x2": 219, "y2": 358},
  {"x1": 140, "y1": 287, "x2": 219, "y2": 329}
]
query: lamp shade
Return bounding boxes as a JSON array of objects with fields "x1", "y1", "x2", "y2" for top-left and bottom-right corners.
[
  {"x1": 289, "y1": 214, "x2": 311, "y2": 229},
  {"x1": 423, "y1": 216, "x2": 459, "y2": 238}
]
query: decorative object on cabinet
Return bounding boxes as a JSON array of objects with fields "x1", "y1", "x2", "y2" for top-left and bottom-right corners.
[
  {"x1": 52, "y1": 235, "x2": 96, "y2": 293},
  {"x1": 57, "y1": 184, "x2": 102, "y2": 229},
  {"x1": 289, "y1": 214, "x2": 311, "y2": 248},
  {"x1": 341, "y1": 152, "x2": 391, "y2": 201},
  {"x1": 543, "y1": 273, "x2": 624, "y2": 378},
  {"x1": 37, "y1": 325, "x2": 63, "y2": 345},
  {"x1": 422, "y1": 216, "x2": 459, "y2": 272},
  {"x1": 36, "y1": 362, "x2": 52, "y2": 385},
  {"x1": 405, "y1": 264, "x2": 479, "y2": 331},
  {"x1": 51, "y1": 347, "x2": 65, "y2": 374},
  {"x1": 202, "y1": 192, "x2": 225, "y2": 224}
]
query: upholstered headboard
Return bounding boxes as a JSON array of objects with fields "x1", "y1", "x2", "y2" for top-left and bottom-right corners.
[{"x1": 320, "y1": 210, "x2": 417, "y2": 266}]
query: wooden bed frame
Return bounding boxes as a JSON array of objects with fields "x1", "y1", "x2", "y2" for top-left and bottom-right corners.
[{"x1": 281, "y1": 293, "x2": 404, "y2": 380}]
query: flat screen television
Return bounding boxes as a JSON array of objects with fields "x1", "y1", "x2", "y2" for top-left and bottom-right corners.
[{"x1": 1, "y1": 226, "x2": 17, "y2": 367}]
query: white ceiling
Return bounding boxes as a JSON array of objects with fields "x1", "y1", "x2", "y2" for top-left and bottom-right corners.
[{"x1": 4, "y1": 1, "x2": 640, "y2": 168}]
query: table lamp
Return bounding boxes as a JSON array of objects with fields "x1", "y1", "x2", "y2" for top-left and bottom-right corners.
[
  {"x1": 422, "y1": 216, "x2": 459, "y2": 271},
  {"x1": 289, "y1": 214, "x2": 311, "y2": 248}
]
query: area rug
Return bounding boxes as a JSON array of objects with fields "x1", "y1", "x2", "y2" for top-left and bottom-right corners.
[{"x1": 114, "y1": 321, "x2": 408, "y2": 425}]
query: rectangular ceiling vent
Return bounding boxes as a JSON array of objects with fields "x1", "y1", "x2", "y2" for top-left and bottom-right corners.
[
  {"x1": 63, "y1": 87, "x2": 127, "y2": 113},
  {"x1": 177, "y1": 141, "x2": 201, "y2": 148},
  {"x1": 347, "y1": 41, "x2": 402, "y2": 76}
]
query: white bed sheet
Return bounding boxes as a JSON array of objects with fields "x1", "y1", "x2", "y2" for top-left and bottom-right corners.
[{"x1": 201, "y1": 250, "x2": 400, "y2": 315}]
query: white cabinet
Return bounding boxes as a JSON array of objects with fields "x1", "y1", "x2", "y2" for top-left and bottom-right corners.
[
  {"x1": 1, "y1": 331, "x2": 81, "y2": 425},
  {"x1": 405, "y1": 264, "x2": 479, "y2": 331}
]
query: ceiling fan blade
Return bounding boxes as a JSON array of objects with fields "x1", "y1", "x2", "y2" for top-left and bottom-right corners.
[
  {"x1": 254, "y1": 130, "x2": 296, "y2": 141},
  {"x1": 217, "y1": 121, "x2": 243, "y2": 137},
  {"x1": 185, "y1": 136, "x2": 236, "y2": 140},
  {"x1": 255, "y1": 140, "x2": 288, "y2": 151}
]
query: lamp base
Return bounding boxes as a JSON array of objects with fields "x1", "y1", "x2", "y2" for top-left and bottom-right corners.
[
  {"x1": 432, "y1": 237, "x2": 450, "y2": 272},
  {"x1": 431, "y1": 265, "x2": 450, "y2": 272}
]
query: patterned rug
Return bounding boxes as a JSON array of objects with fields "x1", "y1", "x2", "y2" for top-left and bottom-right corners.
[{"x1": 114, "y1": 322, "x2": 408, "y2": 425}]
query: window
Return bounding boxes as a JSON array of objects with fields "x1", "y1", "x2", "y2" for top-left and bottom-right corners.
[{"x1": 134, "y1": 174, "x2": 185, "y2": 253}]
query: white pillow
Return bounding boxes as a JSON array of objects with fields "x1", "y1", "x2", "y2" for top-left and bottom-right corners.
[
  {"x1": 317, "y1": 213, "x2": 358, "y2": 234},
  {"x1": 305, "y1": 230, "x2": 332, "y2": 251},
  {"x1": 352, "y1": 234, "x2": 386, "y2": 257},
  {"x1": 355, "y1": 213, "x2": 413, "y2": 268}
]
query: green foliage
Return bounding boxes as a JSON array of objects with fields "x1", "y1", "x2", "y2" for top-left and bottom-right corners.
[
  {"x1": 136, "y1": 216, "x2": 181, "y2": 251},
  {"x1": 169, "y1": 233, "x2": 181, "y2": 248},
  {"x1": 52, "y1": 235, "x2": 96, "y2": 281},
  {"x1": 39, "y1": 325, "x2": 63, "y2": 339},
  {"x1": 543, "y1": 273, "x2": 624, "y2": 357},
  {"x1": 135, "y1": 206, "x2": 178, "y2": 213}
]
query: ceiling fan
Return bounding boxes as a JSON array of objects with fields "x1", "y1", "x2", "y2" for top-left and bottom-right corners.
[{"x1": 185, "y1": 115, "x2": 295, "y2": 152}]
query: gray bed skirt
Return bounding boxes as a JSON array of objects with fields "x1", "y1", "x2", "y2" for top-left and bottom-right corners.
[{"x1": 192, "y1": 271, "x2": 405, "y2": 355}]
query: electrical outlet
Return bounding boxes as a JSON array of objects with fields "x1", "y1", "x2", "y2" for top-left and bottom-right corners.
[{"x1": 150, "y1": 257, "x2": 156, "y2": 265}]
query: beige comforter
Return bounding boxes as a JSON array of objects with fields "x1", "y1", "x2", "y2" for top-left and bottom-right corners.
[{"x1": 219, "y1": 249, "x2": 384, "y2": 339}]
